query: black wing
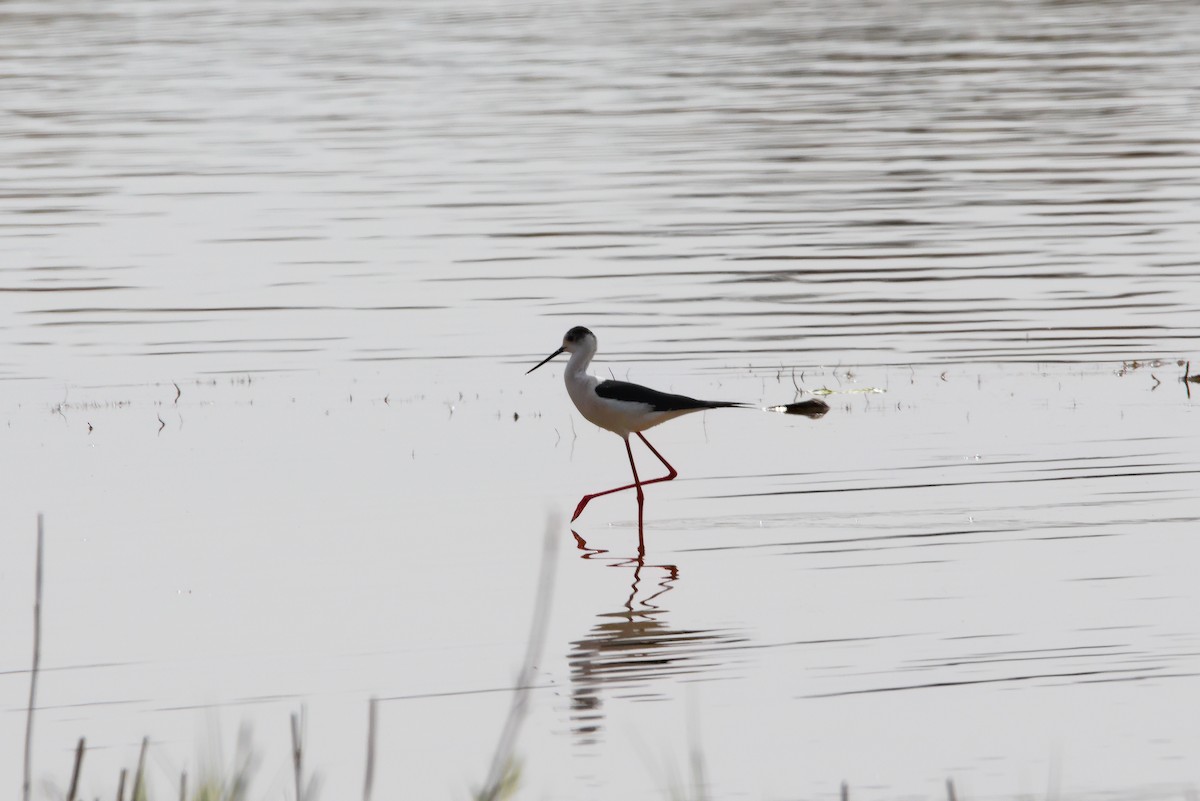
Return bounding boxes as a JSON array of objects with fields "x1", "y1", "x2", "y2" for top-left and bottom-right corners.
[{"x1": 595, "y1": 380, "x2": 743, "y2": 412}]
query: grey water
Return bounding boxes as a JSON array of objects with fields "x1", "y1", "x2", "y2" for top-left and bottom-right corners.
[{"x1": 2, "y1": 1, "x2": 1199, "y2": 799}]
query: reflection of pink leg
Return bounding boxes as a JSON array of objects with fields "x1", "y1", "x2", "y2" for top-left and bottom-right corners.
[{"x1": 571, "y1": 432, "x2": 679, "y2": 522}]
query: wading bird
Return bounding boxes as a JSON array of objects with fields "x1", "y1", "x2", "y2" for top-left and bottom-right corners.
[{"x1": 526, "y1": 326, "x2": 828, "y2": 521}]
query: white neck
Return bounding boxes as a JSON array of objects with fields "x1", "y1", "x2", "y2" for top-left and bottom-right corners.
[{"x1": 565, "y1": 340, "x2": 596, "y2": 377}]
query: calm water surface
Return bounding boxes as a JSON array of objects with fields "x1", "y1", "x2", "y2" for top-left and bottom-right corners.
[{"x1": 2, "y1": 1, "x2": 1199, "y2": 799}]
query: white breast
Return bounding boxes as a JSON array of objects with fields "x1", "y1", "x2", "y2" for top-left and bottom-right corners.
[{"x1": 564, "y1": 371, "x2": 692, "y2": 437}]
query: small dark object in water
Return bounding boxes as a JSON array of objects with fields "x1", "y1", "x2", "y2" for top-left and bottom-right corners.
[
  {"x1": 774, "y1": 398, "x2": 831, "y2": 419},
  {"x1": 1184, "y1": 362, "x2": 1198, "y2": 398}
]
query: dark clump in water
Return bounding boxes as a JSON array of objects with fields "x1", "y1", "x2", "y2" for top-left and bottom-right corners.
[{"x1": 773, "y1": 398, "x2": 831, "y2": 418}]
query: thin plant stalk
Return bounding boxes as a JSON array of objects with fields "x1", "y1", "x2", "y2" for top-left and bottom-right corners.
[
  {"x1": 67, "y1": 737, "x2": 85, "y2": 801},
  {"x1": 291, "y1": 710, "x2": 304, "y2": 801},
  {"x1": 363, "y1": 698, "x2": 378, "y2": 801},
  {"x1": 22, "y1": 514, "x2": 45, "y2": 801},
  {"x1": 478, "y1": 518, "x2": 560, "y2": 801},
  {"x1": 132, "y1": 737, "x2": 148, "y2": 801},
  {"x1": 688, "y1": 722, "x2": 708, "y2": 801}
]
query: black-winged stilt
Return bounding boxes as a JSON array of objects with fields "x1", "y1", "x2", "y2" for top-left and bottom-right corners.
[{"x1": 527, "y1": 326, "x2": 828, "y2": 521}]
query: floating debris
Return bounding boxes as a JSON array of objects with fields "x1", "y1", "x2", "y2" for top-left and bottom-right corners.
[
  {"x1": 769, "y1": 399, "x2": 831, "y2": 419},
  {"x1": 1185, "y1": 362, "x2": 1200, "y2": 398},
  {"x1": 812, "y1": 386, "x2": 885, "y2": 397}
]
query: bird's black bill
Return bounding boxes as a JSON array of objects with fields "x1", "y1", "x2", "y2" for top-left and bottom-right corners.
[{"x1": 526, "y1": 347, "x2": 565, "y2": 374}]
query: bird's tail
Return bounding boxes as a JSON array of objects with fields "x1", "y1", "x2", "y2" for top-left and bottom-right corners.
[{"x1": 707, "y1": 398, "x2": 830, "y2": 419}]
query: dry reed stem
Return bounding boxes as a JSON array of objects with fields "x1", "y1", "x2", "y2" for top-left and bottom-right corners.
[
  {"x1": 291, "y1": 711, "x2": 304, "y2": 801},
  {"x1": 67, "y1": 737, "x2": 85, "y2": 801},
  {"x1": 363, "y1": 698, "x2": 378, "y2": 801},
  {"x1": 131, "y1": 737, "x2": 148, "y2": 801},
  {"x1": 22, "y1": 514, "x2": 44, "y2": 801},
  {"x1": 477, "y1": 518, "x2": 560, "y2": 801}
]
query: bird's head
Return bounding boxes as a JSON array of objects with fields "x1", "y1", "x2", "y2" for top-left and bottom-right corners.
[{"x1": 526, "y1": 326, "x2": 595, "y2": 374}]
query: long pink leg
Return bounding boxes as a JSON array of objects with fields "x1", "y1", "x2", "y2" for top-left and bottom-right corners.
[{"x1": 571, "y1": 432, "x2": 679, "y2": 522}]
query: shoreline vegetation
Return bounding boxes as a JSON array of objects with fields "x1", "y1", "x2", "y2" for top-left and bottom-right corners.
[{"x1": 19, "y1": 515, "x2": 554, "y2": 801}]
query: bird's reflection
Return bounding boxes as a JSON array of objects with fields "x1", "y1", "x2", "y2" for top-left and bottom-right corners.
[{"x1": 567, "y1": 523, "x2": 748, "y2": 746}]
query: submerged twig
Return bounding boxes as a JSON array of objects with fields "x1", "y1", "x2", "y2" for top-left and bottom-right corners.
[
  {"x1": 22, "y1": 514, "x2": 44, "y2": 801},
  {"x1": 53, "y1": 386, "x2": 69, "y2": 425}
]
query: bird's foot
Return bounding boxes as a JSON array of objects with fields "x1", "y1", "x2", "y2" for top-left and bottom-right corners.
[{"x1": 571, "y1": 497, "x2": 590, "y2": 522}]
